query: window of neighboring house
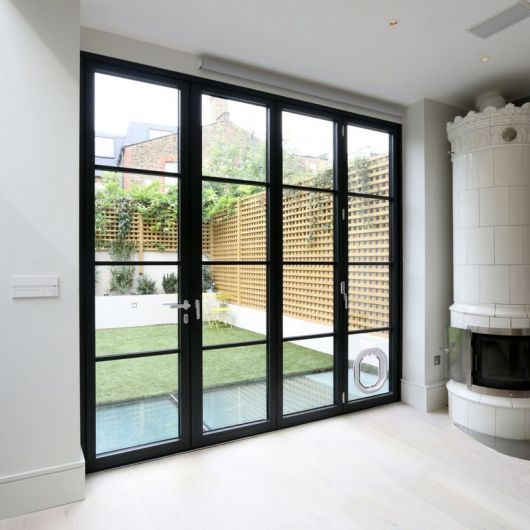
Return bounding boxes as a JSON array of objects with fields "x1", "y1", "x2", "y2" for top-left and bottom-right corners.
[
  {"x1": 148, "y1": 129, "x2": 172, "y2": 140},
  {"x1": 95, "y1": 137, "x2": 115, "y2": 158},
  {"x1": 165, "y1": 161, "x2": 178, "y2": 173}
]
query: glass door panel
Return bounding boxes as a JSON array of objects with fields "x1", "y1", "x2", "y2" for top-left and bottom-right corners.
[
  {"x1": 93, "y1": 71, "x2": 184, "y2": 458},
  {"x1": 203, "y1": 344, "x2": 267, "y2": 430},
  {"x1": 348, "y1": 265, "x2": 390, "y2": 331},
  {"x1": 202, "y1": 265, "x2": 267, "y2": 346},
  {"x1": 283, "y1": 337, "x2": 334, "y2": 414},
  {"x1": 95, "y1": 264, "x2": 180, "y2": 357},
  {"x1": 283, "y1": 189, "x2": 334, "y2": 261},
  {"x1": 283, "y1": 265, "x2": 334, "y2": 335},
  {"x1": 202, "y1": 181, "x2": 266, "y2": 261},
  {"x1": 282, "y1": 112, "x2": 334, "y2": 188},
  {"x1": 346, "y1": 125, "x2": 392, "y2": 403},
  {"x1": 94, "y1": 172, "x2": 179, "y2": 263},
  {"x1": 281, "y1": 110, "x2": 336, "y2": 416},
  {"x1": 96, "y1": 353, "x2": 179, "y2": 453},
  {"x1": 200, "y1": 93, "x2": 269, "y2": 432},
  {"x1": 348, "y1": 196, "x2": 389, "y2": 263},
  {"x1": 347, "y1": 126, "x2": 389, "y2": 195},
  {"x1": 201, "y1": 94, "x2": 267, "y2": 182},
  {"x1": 94, "y1": 73, "x2": 180, "y2": 173}
]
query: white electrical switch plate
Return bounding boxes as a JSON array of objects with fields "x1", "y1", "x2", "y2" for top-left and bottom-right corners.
[{"x1": 11, "y1": 275, "x2": 59, "y2": 298}]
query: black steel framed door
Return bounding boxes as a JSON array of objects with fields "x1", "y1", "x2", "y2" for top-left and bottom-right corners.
[
  {"x1": 275, "y1": 105, "x2": 343, "y2": 427},
  {"x1": 81, "y1": 59, "x2": 194, "y2": 471},
  {"x1": 81, "y1": 53, "x2": 401, "y2": 472},
  {"x1": 341, "y1": 122, "x2": 401, "y2": 413},
  {"x1": 187, "y1": 85, "x2": 275, "y2": 447}
]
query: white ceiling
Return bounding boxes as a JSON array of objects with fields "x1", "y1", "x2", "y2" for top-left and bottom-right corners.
[{"x1": 80, "y1": 0, "x2": 530, "y2": 109}]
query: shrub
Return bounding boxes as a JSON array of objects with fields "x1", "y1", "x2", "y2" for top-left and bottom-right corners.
[
  {"x1": 110, "y1": 266, "x2": 134, "y2": 294},
  {"x1": 202, "y1": 265, "x2": 214, "y2": 291},
  {"x1": 137, "y1": 274, "x2": 157, "y2": 295},
  {"x1": 109, "y1": 240, "x2": 135, "y2": 295},
  {"x1": 109, "y1": 240, "x2": 135, "y2": 261},
  {"x1": 162, "y1": 273, "x2": 178, "y2": 294}
]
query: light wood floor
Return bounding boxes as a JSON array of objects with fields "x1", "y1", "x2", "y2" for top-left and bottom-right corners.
[{"x1": 3, "y1": 403, "x2": 530, "y2": 530}]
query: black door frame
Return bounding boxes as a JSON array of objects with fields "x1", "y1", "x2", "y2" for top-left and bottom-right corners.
[{"x1": 80, "y1": 52, "x2": 402, "y2": 472}]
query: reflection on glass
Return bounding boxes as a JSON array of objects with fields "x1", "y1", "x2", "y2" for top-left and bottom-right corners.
[
  {"x1": 283, "y1": 337, "x2": 334, "y2": 415},
  {"x1": 96, "y1": 354, "x2": 179, "y2": 454},
  {"x1": 348, "y1": 266, "x2": 390, "y2": 331},
  {"x1": 348, "y1": 331, "x2": 389, "y2": 400},
  {"x1": 283, "y1": 189, "x2": 334, "y2": 261},
  {"x1": 95, "y1": 265, "x2": 179, "y2": 356},
  {"x1": 202, "y1": 265, "x2": 266, "y2": 346},
  {"x1": 203, "y1": 344, "x2": 267, "y2": 430},
  {"x1": 202, "y1": 182, "x2": 266, "y2": 261},
  {"x1": 347, "y1": 125, "x2": 389, "y2": 195},
  {"x1": 282, "y1": 112, "x2": 334, "y2": 189},
  {"x1": 202, "y1": 95, "x2": 267, "y2": 181},
  {"x1": 348, "y1": 196, "x2": 390, "y2": 263},
  {"x1": 95, "y1": 172, "x2": 178, "y2": 261},
  {"x1": 95, "y1": 73, "x2": 179, "y2": 172},
  {"x1": 283, "y1": 265, "x2": 334, "y2": 335}
]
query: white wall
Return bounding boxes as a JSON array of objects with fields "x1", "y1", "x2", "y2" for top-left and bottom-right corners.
[
  {"x1": 402, "y1": 101, "x2": 426, "y2": 389},
  {"x1": 402, "y1": 99, "x2": 462, "y2": 412},
  {"x1": 424, "y1": 100, "x2": 460, "y2": 386},
  {"x1": 0, "y1": 0, "x2": 84, "y2": 520}
]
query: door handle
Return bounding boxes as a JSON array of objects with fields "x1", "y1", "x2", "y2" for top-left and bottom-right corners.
[
  {"x1": 340, "y1": 281, "x2": 348, "y2": 310},
  {"x1": 163, "y1": 300, "x2": 191, "y2": 310},
  {"x1": 195, "y1": 299, "x2": 201, "y2": 320}
]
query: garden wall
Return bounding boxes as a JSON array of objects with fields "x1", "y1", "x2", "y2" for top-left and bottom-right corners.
[{"x1": 96, "y1": 293, "x2": 177, "y2": 329}]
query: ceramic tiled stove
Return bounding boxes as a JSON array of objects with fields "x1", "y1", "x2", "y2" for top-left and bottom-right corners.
[{"x1": 446, "y1": 100, "x2": 530, "y2": 456}]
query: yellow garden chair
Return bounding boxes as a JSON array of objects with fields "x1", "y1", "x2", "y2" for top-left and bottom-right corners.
[{"x1": 202, "y1": 292, "x2": 232, "y2": 330}]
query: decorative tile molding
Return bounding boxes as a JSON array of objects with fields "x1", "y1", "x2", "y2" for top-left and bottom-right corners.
[
  {"x1": 450, "y1": 302, "x2": 530, "y2": 328},
  {"x1": 447, "y1": 103, "x2": 530, "y2": 157},
  {"x1": 447, "y1": 381, "x2": 530, "y2": 441}
]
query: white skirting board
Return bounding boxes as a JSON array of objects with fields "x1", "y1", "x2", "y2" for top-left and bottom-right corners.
[
  {"x1": 0, "y1": 454, "x2": 85, "y2": 520},
  {"x1": 401, "y1": 379, "x2": 449, "y2": 412}
]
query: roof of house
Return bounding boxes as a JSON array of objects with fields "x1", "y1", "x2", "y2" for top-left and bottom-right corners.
[{"x1": 95, "y1": 122, "x2": 179, "y2": 168}]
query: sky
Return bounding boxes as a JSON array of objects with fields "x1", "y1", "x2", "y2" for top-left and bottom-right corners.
[{"x1": 95, "y1": 73, "x2": 388, "y2": 157}]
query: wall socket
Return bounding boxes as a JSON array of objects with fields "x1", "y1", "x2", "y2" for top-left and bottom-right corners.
[{"x1": 433, "y1": 354, "x2": 441, "y2": 366}]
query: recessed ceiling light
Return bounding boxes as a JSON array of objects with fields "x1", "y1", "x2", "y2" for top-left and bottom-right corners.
[
  {"x1": 480, "y1": 56, "x2": 491, "y2": 62},
  {"x1": 389, "y1": 19, "x2": 399, "y2": 27}
]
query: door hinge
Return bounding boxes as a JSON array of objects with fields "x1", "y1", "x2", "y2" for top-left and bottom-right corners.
[
  {"x1": 341, "y1": 208, "x2": 346, "y2": 221},
  {"x1": 342, "y1": 391, "x2": 346, "y2": 404},
  {"x1": 341, "y1": 125, "x2": 345, "y2": 137}
]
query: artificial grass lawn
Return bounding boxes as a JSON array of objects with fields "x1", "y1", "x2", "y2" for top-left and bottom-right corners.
[
  {"x1": 96, "y1": 324, "x2": 333, "y2": 405},
  {"x1": 96, "y1": 323, "x2": 270, "y2": 356}
]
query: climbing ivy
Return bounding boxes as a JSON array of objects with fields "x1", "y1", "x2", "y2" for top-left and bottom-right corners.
[{"x1": 95, "y1": 172, "x2": 179, "y2": 249}]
